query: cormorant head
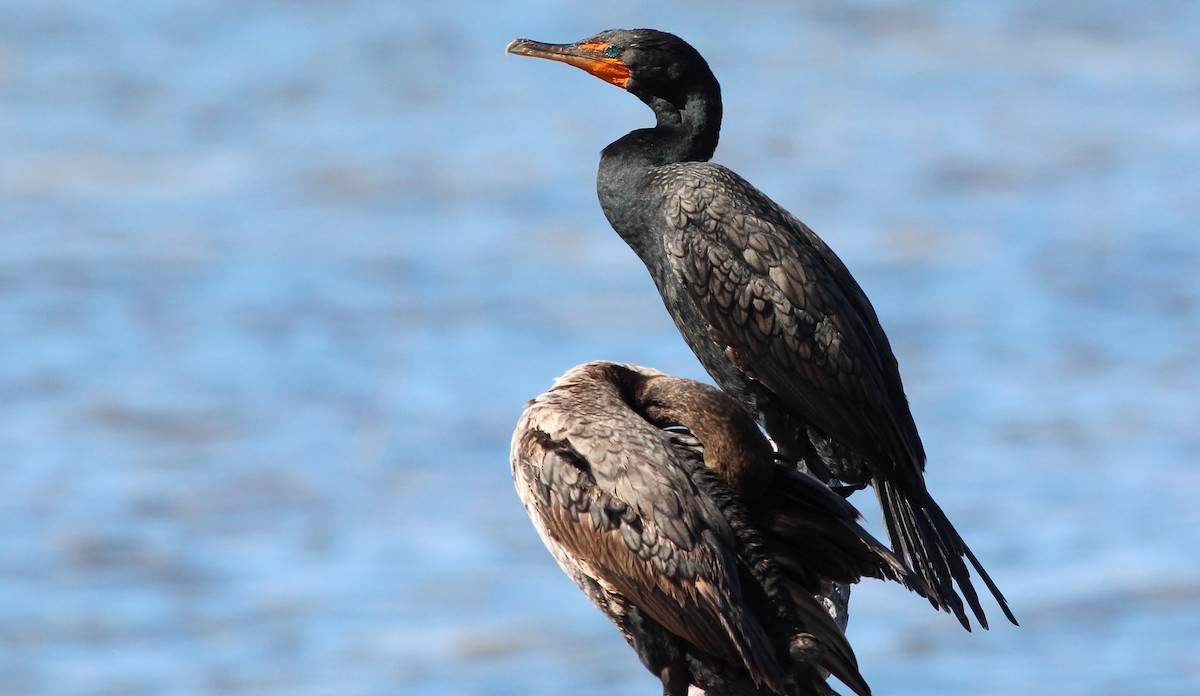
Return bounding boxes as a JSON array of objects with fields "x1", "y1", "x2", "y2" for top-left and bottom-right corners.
[{"x1": 506, "y1": 29, "x2": 719, "y2": 111}]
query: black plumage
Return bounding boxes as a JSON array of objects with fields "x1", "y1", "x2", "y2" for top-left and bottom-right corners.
[
  {"x1": 507, "y1": 29, "x2": 1015, "y2": 630},
  {"x1": 511, "y1": 361, "x2": 927, "y2": 696}
]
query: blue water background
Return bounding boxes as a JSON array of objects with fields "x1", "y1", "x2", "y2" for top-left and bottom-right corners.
[{"x1": 1, "y1": 1, "x2": 1198, "y2": 694}]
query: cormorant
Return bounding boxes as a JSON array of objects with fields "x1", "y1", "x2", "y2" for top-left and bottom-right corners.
[
  {"x1": 511, "y1": 361, "x2": 928, "y2": 696},
  {"x1": 507, "y1": 29, "x2": 1015, "y2": 630}
]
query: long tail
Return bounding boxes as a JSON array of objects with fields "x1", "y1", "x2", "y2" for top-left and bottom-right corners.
[{"x1": 875, "y1": 477, "x2": 1017, "y2": 630}]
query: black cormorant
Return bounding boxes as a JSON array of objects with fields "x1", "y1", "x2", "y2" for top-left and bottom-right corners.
[
  {"x1": 507, "y1": 29, "x2": 1014, "y2": 630},
  {"x1": 511, "y1": 361, "x2": 928, "y2": 696}
]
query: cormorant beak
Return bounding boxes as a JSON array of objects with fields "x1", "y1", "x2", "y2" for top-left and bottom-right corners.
[{"x1": 506, "y1": 38, "x2": 631, "y2": 89}]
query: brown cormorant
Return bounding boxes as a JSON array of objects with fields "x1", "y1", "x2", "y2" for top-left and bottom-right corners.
[
  {"x1": 507, "y1": 29, "x2": 1015, "y2": 630},
  {"x1": 511, "y1": 361, "x2": 928, "y2": 696}
]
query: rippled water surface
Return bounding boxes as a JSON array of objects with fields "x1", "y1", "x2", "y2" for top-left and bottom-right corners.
[{"x1": 2, "y1": 1, "x2": 1198, "y2": 694}]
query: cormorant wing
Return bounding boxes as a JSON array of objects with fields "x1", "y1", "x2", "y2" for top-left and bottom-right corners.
[
  {"x1": 512, "y1": 393, "x2": 785, "y2": 690},
  {"x1": 656, "y1": 162, "x2": 927, "y2": 489}
]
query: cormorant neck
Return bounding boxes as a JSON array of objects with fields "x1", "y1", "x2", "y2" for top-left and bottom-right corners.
[
  {"x1": 629, "y1": 372, "x2": 773, "y2": 501},
  {"x1": 596, "y1": 81, "x2": 722, "y2": 255},
  {"x1": 605, "y1": 83, "x2": 722, "y2": 167}
]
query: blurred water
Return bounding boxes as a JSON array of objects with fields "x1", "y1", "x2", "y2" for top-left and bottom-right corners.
[{"x1": 1, "y1": 1, "x2": 1198, "y2": 694}]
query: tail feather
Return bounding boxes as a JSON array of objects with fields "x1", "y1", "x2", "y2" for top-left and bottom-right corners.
[
  {"x1": 925, "y1": 500, "x2": 1019, "y2": 627},
  {"x1": 875, "y1": 477, "x2": 1016, "y2": 630}
]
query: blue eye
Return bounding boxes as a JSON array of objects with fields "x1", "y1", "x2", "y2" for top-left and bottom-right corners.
[{"x1": 604, "y1": 45, "x2": 621, "y2": 58}]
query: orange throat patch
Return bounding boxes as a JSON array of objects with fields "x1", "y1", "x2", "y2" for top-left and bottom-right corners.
[{"x1": 572, "y1": 42, "x2": 631, "y2": 88}]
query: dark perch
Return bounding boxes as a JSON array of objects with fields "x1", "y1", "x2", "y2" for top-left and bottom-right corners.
[
  {"x1": 506, "y1": 28, "x2": 1015, "y2": 630},
  {"x1": 511, "y1": 361, "x2": 929, "y2": 696}
]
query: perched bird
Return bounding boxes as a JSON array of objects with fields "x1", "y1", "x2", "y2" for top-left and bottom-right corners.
[
  {"x1": 511, "y1": 361, "x2": 928, "y2": 696},
  {"x1": 507, "y1": 29, "x2": 1015, "y2": 630}
]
